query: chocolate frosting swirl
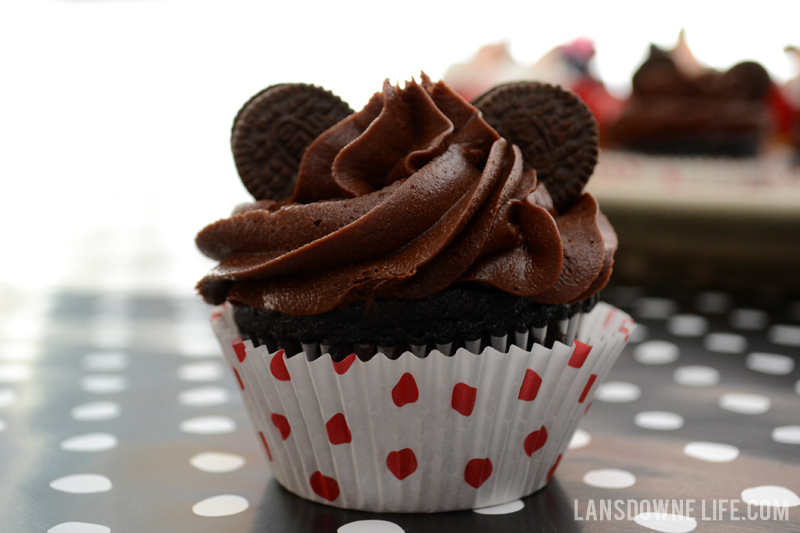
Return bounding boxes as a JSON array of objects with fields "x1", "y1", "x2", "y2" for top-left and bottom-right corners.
[{"x1": 196, "y1": 76, "x2": 616, "y2": 315}]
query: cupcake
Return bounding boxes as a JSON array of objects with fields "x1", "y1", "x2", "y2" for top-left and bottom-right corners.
[
  {"x1": 197, "y1": 74, "x2": 633, "y2": 512},
  {"x1": 604, "y1": 31, "x2": 773, "y2": 156}
]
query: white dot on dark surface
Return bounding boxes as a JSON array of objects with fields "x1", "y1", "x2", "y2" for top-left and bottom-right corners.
[
  {"x1": 568, "y1": 429, "x2": 591, "y2": 450},
  {"x1": 634, "y1": 512, "x2": 697, "y2": 532},
  {"x1": 82, "y1": 352, "x2": 129, "y2": 372},
  {"x1": 338, "y1": 520, "x2": 405, "y2": 533},
  {"x1": 746, "y1": 353, "x2": 794, "y2": 375},
  {"x1": 634, "y1": 341, "x2": 679, "y2": 365},
  {"x1": 0, "y1": 388, "x2": 18, "y2": 407},
  {"x1": 635, "y1": 411, "x2": 684, "y2": 431},
  {"x1": 190, "y1": 452, "x2": 246, "y2": 473},
  {"x1": 192, "y1": 494, "x2": 249, "y2": 517},
  {"x1": 178, "y1": 387, "x2": 231, "y2": 406},
  {"x1": 80, "y1": 375, "x2": 128, "y2": 394},
  {"x1": 673, "y1": 366, "x2": 720, "y2": 387},
  {"x1": 473, "y1": 500, "x2": 525, "y2": 515},
  {"x1": 730, "y1": 308, "x2": 769, "y2": 331},
  {"x1": 595, "y1": 382, "x2": 641, "y2": 403},
  {"x1": 683, "y1": 441, "x2": 739, "y2": 463},
  {"x1": 767, "y1": 325, "x2": 800, "y2": 347},
  {"x1": 49, "y1": 474, "x2": 112, "y2": 494},
  {"x1": 741, "y1": 486, "x2": 800, "y2": 507},
  {"x1": 629, "y1": 324, "x2": 649, "y2": 343},
  {"x1": 180, "y1": 416, "x2": 236, "y2": 435},
  {"x1": 47, "y1": 522, "x2": 111, "y2": 533},
  {"x1": 772, "y1": 426, "x2": 800, "y2": 445},
  {"x1": 583, "y1": 468, "x2": 636, "y2": 488},
  {"x1": 695, "y1": 291, "x2": 732, "y2": 314},
  {"x1": 60, "y1": 433, "x2": 118, "y2": 452},
  {"x1": 633, "y1": 297, "x2": 677, "y2": 320},
  {"x1": 178, "y1": 362, "x2": 224, "y2": 382},
  {"x1": 703, "y1": 333, "x2": 747, "y2": 354},
  {"x1": 0, "y1": 363, "x2": 32, "y2": 382},
  {"x1": 70, "y1": 401, "x2": 121, "y2": 421},
  {"x1": 719, "y1": 393, "x2": 771, "y2": 415},
  {"x1": 666, "y1": 315, "x2": 708, "y2": 337}
]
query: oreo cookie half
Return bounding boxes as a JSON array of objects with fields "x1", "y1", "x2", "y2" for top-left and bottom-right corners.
[
  {"x1": 472, "y1": 82, "x2": 598, "y2": 212},
  {"x1": 232, "y1": 83, "x2": 353, "y2": 201}
]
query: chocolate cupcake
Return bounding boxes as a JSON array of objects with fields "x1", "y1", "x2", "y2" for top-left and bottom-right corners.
[
  {"x1": 604, "y1": 33, "x2": 773, "y2": 156},
  {"x1": 198, "y1": 75, "x2": 633, "y2": 512}
]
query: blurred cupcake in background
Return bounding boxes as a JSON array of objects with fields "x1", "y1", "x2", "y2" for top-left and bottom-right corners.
[
  {"x1": 603, "y1": 31, "x2": 779, "y2": 157},
  {"x1": 443, "y1": 39, "x2": 624, "y2": 138}
]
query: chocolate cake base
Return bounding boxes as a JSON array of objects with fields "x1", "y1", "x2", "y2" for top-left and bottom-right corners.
[
  {"x1": 625, "y1": 131, "x2": 761, "y2": 157},
  {"x1": 232, "y1": 284, "x2": 598, "y2": 361}
]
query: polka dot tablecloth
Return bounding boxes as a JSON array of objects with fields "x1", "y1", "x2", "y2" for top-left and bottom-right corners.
[{"x1": 1, "y1": 281, "x2": 798, "y2": 532}]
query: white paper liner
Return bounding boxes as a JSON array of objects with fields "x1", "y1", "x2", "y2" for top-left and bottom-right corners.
[{"x1": 210, "y1": 302, "x2": 634, "y2": 513}]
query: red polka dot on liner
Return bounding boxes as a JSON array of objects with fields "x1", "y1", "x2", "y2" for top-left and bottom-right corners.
[
  {"x1": 579, "y1": 374, "x2": 598, "y2": 404},
  {"x1": 523, "y1": 425, "x2": 548, "y2": 456},
  {"x1": 325, "y1": 413, "x2": 352, "y2": 445},
  {"x1": 271, "y1": 413, "x2": 291, "y2": 440},
  {"x1": 451, "y1": 383, "x2": 477, "y2": 416},
  {"x1": 620, "y1": 318, "x2": 634, "y2": 341},
  {"x1": 603, "y1": 308, "x2": 618, "y2": 328},
  {"x1": 547, "y1": 454, "x2": 562, "y2": 483},
  {"x1": 232, "y1": 367, "x2": 244, "y2": 390},
  {"x1": 333, "y1": 353, "x2": 356, "y2": 375},
  {"x1": 464, "y1": 458, "x2": 493, "y2": 489},
  {"x1": 386, "y1": 448, "x2": 418, "y2": 480},
  {"x1": 232, "y1": 336, "x2": 247, "y2": 363},
  {"x1": 259, "y1": 431, "x2": 273, "y2": 461},
  {"x1": 270, "y1": 350, "x2": 291, "y2": 381},
  {"x1": 310, "y1": 471, "x2": 340, "y2": 502},
  {"x1": 518, "y1": 369, "x2": 542, "y2": 401},
  {"x1": 568, "y1": 340, "x2": 592, "y2": 368},
  {"x1": 392, "y1": 373, "x2": 419, "y2": 407}
]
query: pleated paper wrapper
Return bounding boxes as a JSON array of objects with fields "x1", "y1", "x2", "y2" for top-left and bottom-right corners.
[{"x1": 210, "y1": 301, "x2": 634, "y2": 513}]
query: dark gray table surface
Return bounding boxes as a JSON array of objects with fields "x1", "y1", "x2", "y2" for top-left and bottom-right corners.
[{"x1": 1, "y1": 281, "x2": 799, "y2": 532}]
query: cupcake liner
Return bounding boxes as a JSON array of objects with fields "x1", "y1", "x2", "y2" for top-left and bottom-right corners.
[{"x1": 210, "y1": 302, "x2": 634, "y2": 513}]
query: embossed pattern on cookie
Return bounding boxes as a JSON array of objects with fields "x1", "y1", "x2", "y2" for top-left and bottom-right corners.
[
  {"x1": 232, "y1": 84, "x2": 353, "y2": 201},
  {"x1": 473, "y1": 82, "x2": 598, "y2": 212}
]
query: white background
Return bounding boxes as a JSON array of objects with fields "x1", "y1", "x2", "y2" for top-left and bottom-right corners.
[{"x1": 1, "y1": 0, "x2": 798, "y2": 290}]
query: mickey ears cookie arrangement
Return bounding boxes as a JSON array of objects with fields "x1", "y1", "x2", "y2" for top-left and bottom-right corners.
[{"x1": 230, "y1": 78, "x2": 599, "y2": 212}]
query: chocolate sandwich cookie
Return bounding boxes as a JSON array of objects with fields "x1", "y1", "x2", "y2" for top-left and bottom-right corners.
[
  {"x1": 231, "y1": 83, "x2": 353, "y2": 201},
  {"x1": 472, "y1": 82, "x2": 598, "y2": 212}
]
